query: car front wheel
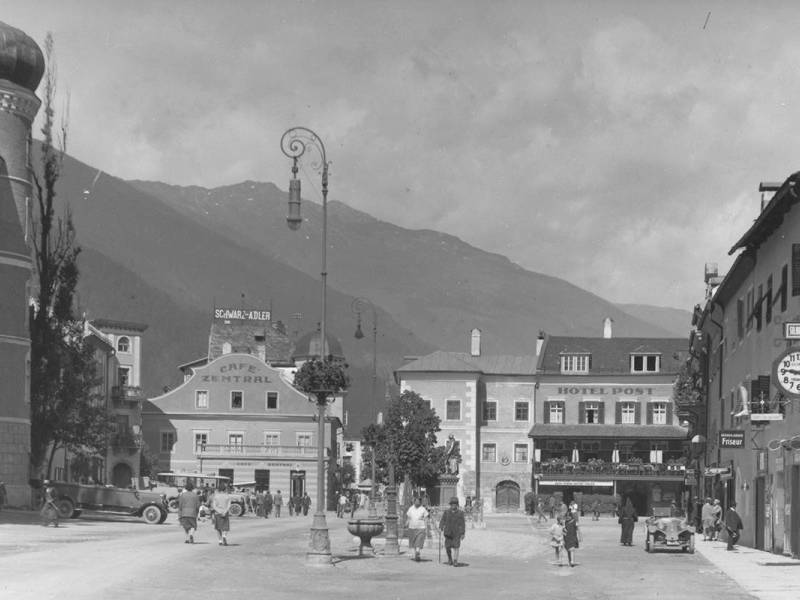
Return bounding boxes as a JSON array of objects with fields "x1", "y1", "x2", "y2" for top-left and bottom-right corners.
[
  {"x1": 142, "y1": 504, "x2": 164, "y2": 524},
  {"x1": 229, "y1": 502, "x2": 244, "y2": 517}
]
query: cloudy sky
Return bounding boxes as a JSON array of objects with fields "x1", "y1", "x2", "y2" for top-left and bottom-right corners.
[{"x1": 7, "y1": 1, "x2": 800, "y2": 310}]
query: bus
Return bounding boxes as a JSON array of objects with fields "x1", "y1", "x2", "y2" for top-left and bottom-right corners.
[{"x1": 150, "y1": 472, "x2": 246, "y2": 516}]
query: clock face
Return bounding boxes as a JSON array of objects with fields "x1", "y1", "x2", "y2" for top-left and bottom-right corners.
[{"x1": 775, "y1": 349, "x2": 800, "y2": 397}]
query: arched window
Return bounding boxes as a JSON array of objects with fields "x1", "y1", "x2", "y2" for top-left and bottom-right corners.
[{"x1": 117, "y1": 336, "x2": 130, "y2": 353}]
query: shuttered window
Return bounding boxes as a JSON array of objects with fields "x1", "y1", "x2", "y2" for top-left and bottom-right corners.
[{"x1": 793, "y1": 244, "x2": 800, "y2": 296}]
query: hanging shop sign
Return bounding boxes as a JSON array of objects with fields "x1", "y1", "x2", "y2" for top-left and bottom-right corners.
[
  {"x1": 538, "y1": 481, "x2": 613, "y2": 487},
  {"x1": 704, "y1": 467, "x2": 731, "y2": 477},
  {"x1": 750, "y1": 413, "x2": 784, "y2": 422},
  {"x1": 719, "y1": 431, "x2": 745, "y2": 448},
  {"x1": 784, "y1": 322, "x2": 800, "y2": 339}
]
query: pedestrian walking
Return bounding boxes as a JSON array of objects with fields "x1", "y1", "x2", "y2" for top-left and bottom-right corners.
[
  {"x1": 618, "y1": 498, "x2": 637, "y2": 546},
  {"x1": 301, "y1": 492, "x2": 311, "y2": 516},
  {"x1": 563, "y1": 510, "x2": 582, "y2": 567},
  {"x1": 273, "y1": 490, "x2": 283, "y2": 517},
  {"x1": 40, "y1": 481, "x2": 59, "y2": 527},
  {"x1": 591, "y1": 499, "x2": 601, "y2": 521},
  {"x1": 287, "y1": 494, "x2": 295, "y2": 516},
  {"x1": 263, "y1": 489, "x2": 273, "y2": 518},
  {"x1": 569, "y1": 500, "x2": 579, "y2": 521},
  {"x1": 210, "y1": 482, "x2": 233, "y2": 546},
  {"x1": 438, "y1": 496, "x2": 466, "y2": 566},
  {"x1": 548, "y1": 516, "x2": 565, "y2": 565},
  {"x1": 0, "y1": 480, "x2": 7, "y2": 511},
  {"x1": 350, "y1": 492, "x2": 358, "y2": 518},
  {"x1": 255, "y1": 490, "x2": 265, "y2": 517},
  {"x1": 711, "y1": 498, "x2": 722, "y2": 540},
  {"x1": 405, "y1": 496, "x2": 430, "y2": 562},
  {"x1": 557, "y1": 499, "x2": 568, "y2": 520},
  {"x1": 337, "y1": 492, "x2": 347, "y2": 518},
  {"x1": 535, "y1": 499, "x2": 548, "y2": 523},
  {"x1": 724, "y1": 502, "x2": 743, "y2": 551},
  {"x1": 178, "y1": 480, "x2": 201, "y2": 543},
  {"x1": 701, "y1": 498, "x2": 715, "y2": 541}
]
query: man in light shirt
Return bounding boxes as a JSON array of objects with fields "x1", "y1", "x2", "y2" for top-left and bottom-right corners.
[
  {"x1": 211, "y1": 482, "x2": 233, "y2": 546},
  {"x1": 405, "y1": 496, "x2": 430, "y2": 562}
]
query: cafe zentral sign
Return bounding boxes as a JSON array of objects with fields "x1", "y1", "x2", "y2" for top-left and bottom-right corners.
[
  {"x1": 719, "y1": 430, "x2": 745, "y2": 448},
  {"x1": 214, "y1": 307, "x2": 271, "y2": 322}
]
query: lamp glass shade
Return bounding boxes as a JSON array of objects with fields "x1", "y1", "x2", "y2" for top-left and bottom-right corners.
[{"x1": 287, "y1": 178, "x2": 302, "y2": 230}]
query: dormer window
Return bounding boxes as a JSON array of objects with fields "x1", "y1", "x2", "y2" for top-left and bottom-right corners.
[
  {"x1": 631, "y1": 354, "x2": 660, "y2": 373},
  {"x1": 561, "y1": 353, "x2": 590, "y2": 374}
]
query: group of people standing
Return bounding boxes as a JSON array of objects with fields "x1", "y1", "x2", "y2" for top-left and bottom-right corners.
[
  {"x1": 246, "y1": 489, "x2": 311, "y2": 518},
  {"x1": 701, "y1": 497, "x2": 743, "y2": 551}
]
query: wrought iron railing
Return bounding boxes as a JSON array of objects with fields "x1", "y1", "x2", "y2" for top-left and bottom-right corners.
[{"x1": 196, "y1": 444, "x2": 318, "y2": 458}]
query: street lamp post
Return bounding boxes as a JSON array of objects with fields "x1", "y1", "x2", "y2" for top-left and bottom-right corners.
[
  {"x1": 383, "y1": 417, "x2": 407, "y2": 556},
  {"x1": 352, "y1": 297, "x2": 378, "y2": 518},
  {"x1": 281, "y1": 126, "x2": 333, "y2": 565}
]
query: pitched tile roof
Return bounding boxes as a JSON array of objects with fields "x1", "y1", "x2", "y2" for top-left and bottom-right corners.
[
  {"x1": 396, "y1": 350, "x2": 538, "y2": 376},
  {"x1": 538, "y1": 336, "x2": 687, "y2": 375},
  {"x1": 529, "y1": 423, "x2": 688, "y2": 439}
]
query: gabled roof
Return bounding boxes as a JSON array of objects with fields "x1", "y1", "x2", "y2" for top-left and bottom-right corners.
[
  {"x1": 395, "y1": 350, "x2": 538, "y2": 378},
  {"x1": 729, "y1": 172, "x2": 800, "y2": 255},
  {"x1": 90, "y1": 318, "x2": 148, "y2": 333},
  {"x1": 538, "y1": 336, "x2": 687, "y2": 375}
]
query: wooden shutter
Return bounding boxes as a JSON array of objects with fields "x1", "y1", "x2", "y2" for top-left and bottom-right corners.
[
  {"x1": 615, "y1": 402, "x2": 622, "y2": 424},
  {"x1": 543, "y1": 401, "x2": 550, "y2": 424},
  {"x1": 634, "y1": 401, "x2": 641, "y2": 424},
  {"x1": 646, "y1": 403, "x2": 653, "y2": 425},
  {"x1": 666, "y1": 402, "x2": 673, "y2": 424},
  {"x1": 578, "y1": 401, "x2": 586, "y2": 424},
  {"x1": 598, "y1": 402, "x2": 605, "y2": 424}
]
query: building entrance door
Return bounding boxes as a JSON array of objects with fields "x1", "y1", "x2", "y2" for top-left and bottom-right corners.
[
  {"x1": 495, "y1": 480, "x2": 520, "y2": 512},
  {"x1": 111, "y1": 462, "x2": 133, "y2": 488},
  {"x1": 290, "y1": 470, "x2": 306, "y2": 498}
]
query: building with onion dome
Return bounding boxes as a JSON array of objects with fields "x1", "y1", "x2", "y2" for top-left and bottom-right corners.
[
  {"x1": 0, "y1": 20, "x2": 44, "y2": 507},
  {"x1": 141, "y1": 309, "x2": 344, "y2": 509}
]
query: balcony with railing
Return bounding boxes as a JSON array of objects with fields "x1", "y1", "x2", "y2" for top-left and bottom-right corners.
[
  {"x1": 535, "y1": 458, "x2": 687, "y2": 481},
  {"x1": 110, "y1": 428, "x2": 142, "y2": 455},
  {"x1": 111, "y1": 385, "x2": 145, "y2": 405},
  {"x1": 195, "y1": 444, "x2": 318, "y2": 459}
]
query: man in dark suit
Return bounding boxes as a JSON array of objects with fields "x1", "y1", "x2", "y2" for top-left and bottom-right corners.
[
  {"x1": 439, "y1": 497, "x2": 466, "y2": 566},
  {"x1": 724, "y1": 502, "x2": 743, "y2": 551}
]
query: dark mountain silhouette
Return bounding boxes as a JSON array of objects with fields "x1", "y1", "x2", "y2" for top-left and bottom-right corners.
[{"x1": 53, "y1": 149, "x2": 689, "y2": 435}]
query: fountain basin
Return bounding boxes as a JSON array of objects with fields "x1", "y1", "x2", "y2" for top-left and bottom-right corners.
[{"x1": 347, "y1": 518, "x2": 384, "y2": 556}]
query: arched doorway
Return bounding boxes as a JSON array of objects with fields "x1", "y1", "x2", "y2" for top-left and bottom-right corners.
[
  {"x1": 112, "y1": 462, "x2": 133, "y2": 488},
  {"x1": 495, "y1": 480, "x2": 520, "y2": 512}
]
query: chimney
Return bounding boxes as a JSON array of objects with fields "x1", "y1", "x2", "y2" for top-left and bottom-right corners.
[
  {"x1": 536, "y1": 330, "x2": 545, "y2": 356},
  {"x1": 603, "y1": 317, "x2": 613, "y2": 339},
  {"x1": 470, "y1": 328, "x2": 481, "y2": 357}
]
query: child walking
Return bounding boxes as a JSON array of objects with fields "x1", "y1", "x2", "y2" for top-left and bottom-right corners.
[{"x1": 548, "y1": 516, "x2": 565, "y2": 565}]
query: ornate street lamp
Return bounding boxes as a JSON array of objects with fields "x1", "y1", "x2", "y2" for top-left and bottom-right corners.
[
  {"x1": 352, "y1": 297, "x2": 379, "y2": 518},
  {"x1": 281, "y1": 126, "x2": 333, "y2": 565}
]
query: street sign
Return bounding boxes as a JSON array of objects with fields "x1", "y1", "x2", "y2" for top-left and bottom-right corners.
[
  {"x1": 719, "y1": 430, "x2": 745, "y2": 448},
  {"x1": 750, "y1": 413, "x2": 784, "y2": 421},
  {"x1": 785, "y1": 322, "x2": 800, "y2": 339}
]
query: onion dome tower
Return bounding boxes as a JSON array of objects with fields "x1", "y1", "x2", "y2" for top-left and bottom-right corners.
[
  {"x1": 0, "y1": 20, "x2": 44, "y2": 507},
  {"x1": 292, "y1": 326, "x2": 345, "y2": 365}
]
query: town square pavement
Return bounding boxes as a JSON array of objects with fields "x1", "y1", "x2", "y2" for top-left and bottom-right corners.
[{"x1": 2, "y1": 507, "x2": 799, "y2": 599}]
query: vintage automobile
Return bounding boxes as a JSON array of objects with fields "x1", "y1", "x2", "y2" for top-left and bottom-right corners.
[
  {"x1": 150, "y1": 472, "x2": 246, "y2": 516},
  {"x1": 47, "y1": 481, "x2": 169, "y2": 524},
  {"x1": 644, "y1": 504, "x2": 695, "y2": 553}
]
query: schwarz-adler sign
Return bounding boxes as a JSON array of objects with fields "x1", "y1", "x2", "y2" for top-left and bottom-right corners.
[
  {"x1": 214, "y1": 308, "x2": 271, "y2": 321},
  {"x1": 719, "y1": 430, "x2": 745, "y2": 448}
]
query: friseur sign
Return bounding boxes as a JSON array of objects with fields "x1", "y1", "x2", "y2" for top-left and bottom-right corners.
[{"x1": 719, "y1": 430, "x2": 745, "y2": 448}]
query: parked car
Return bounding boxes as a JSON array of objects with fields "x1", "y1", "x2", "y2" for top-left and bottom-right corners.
[
  {"x1": 47, "y1": 481, "x2": 169, "y2": 524},
  {"x1": 644, "y1": 505, "x2": 695, "y2": 553}
]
